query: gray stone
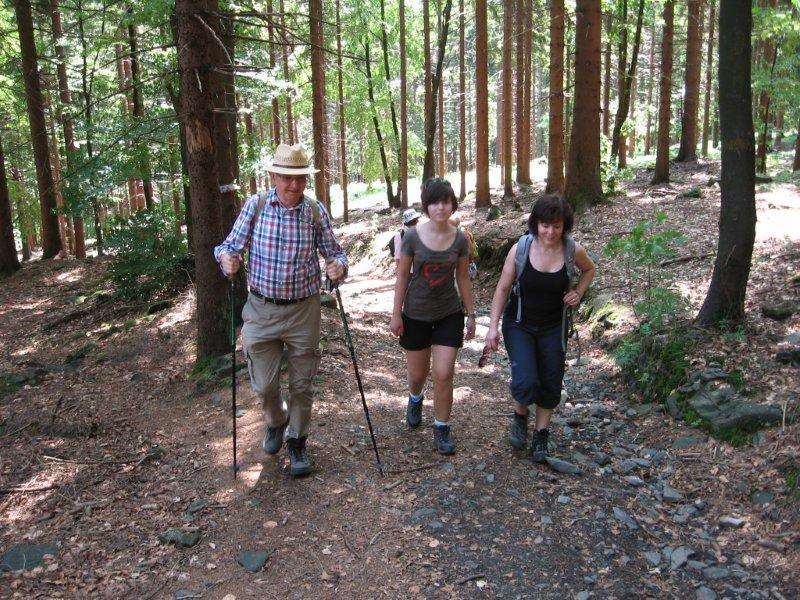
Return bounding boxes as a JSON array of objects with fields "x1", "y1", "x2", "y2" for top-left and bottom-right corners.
[
  {"x1": 661, "y1": 546, "x2": 674, "y2": 562},
  {"x1": 236, "y1": 550, "x2": 269, "y2": 573},
  {"x1": 410, "y1": 508, "x2": 439, "y2": 524},
  {"x1": 0, "y1": 543, "x2": 59, "y2": 572},
  {"x1": 641, "y1": 448, "x2": 667, "y2": 462},
  {"x1": 684, "y1": 376, "x2": 782, "y2": 433},
  {"x1": 173, "y1": 590, "x2": 202, "y2": 599},
  {"x1": 670, "y1": 546, "x2": 694, "y2": 570},
  {"x1": 703, "y1": 566, "x2": 730, "y2": 580},
  {"x1": 644, "y1": 551, "x2": 662, "y2": 566},
  {"x1": 672, "y1": 436, "x2": 707, "y2": 449},
  {"x1": 186, "y1": 499, "x2": 208, "y2": 515},
  {"x1": 696, "y1": 586, "x2": 716, "y2": 600},
  {"x1": 612, "y1": 446, "x2": 632, "y2": 458},
  {"x1": 750, "y1": 489, "x2": 775, "y2": 505},
  {"x1": 235, "y1": 407, "x2": 246, "y2": 418},
  {"x1": 687, "y1": 560, "x2": 707, "y2": 571},
  {"x1": 545, "y1": 457, "x2": 582, "y2": 475},
  {"x1": 485, "y1": 474, "x2": 495, "y2": 483},
  {"x1": 541, "y1": 516, "x2": 553, "y2": 525},
  {"x1": 784, "y1": 332, "x2": 800, "y2": 345},
  {"x1": 572, "y1": 451, "x2": 595, "y2": 466},
  {"x1": 718, "y1": 516, "x2": 745, "y2": 528},
  {"x1": 158, "y1": 529, "x2": 200, "y2": 548},
  {"x1": 557, "y1": 495, "x2": 571, "y2": 505},
  {"x1": 666, "y1": 392, "x2": 682, "y2": 418},
  {"x1": 613, "y1": 459, "x2": 639, "y2": 474},
  {"x1": 576, "y1": 592, "x2": 590, "y2": 600},
  {"x1": 592, "y1": 452, "x2": 611, "y2": 466},
  {"x1": 612, "y1": 507, "x2": 638, "y2": 529},
  {"x1": 624, "y1": 476, "x2": 645, "y2": 487},
  {"x1": 662, "y1": 483, "x2": 686, "y2": 503}
]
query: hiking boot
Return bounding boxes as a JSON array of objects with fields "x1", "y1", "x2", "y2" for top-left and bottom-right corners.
[
  {"x1": 508, "y1": 413, "x2": 528, "y2": 450},
  {"x1": 286, "y1": 437, "x2": 311, "y2": 477},
  {"x1": 433, "y1": 424, "x2": 456, "y2": 455},
  {"x1": 262, "y1": 420, "x2": 288, "y2": 455},
  {"x1": 406, "y1": 395, "x2": 423, "y2": 428},
  {"x1": 531, "y1": 429, "x2": 550, "y2": 463}
]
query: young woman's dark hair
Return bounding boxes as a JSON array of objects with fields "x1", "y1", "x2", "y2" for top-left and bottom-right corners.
[
  {"x1": 421, "y1": 178, "x2": 458, "y2": 215},
  {"x1": 527, "y1": 193, "x2": 574, "y2": 235}
]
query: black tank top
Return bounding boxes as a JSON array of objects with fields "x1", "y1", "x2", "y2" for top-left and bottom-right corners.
[{"x1": 506, "y1": 260, "x2": 569, "y2": 327}]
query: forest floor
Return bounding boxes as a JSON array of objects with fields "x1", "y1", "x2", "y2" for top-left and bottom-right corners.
[{"x1": 1, "y1": 158, "x2": 798, "y2": 599}]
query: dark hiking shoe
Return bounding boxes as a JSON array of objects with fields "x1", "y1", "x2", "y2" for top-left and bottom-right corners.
[
  {"x1": 406, "y1": 395, "x2": 423, "y2": 428},
  {"x1": 509, "y1": 413, "x2": 528, "y2": 450},
  {"x1": 531, "y1": 429, "x2": 550, "y2": 463},
  {"x1": 262, "y1": 420, "x2": 288, "y2": 455},
  {"x1": 434, "y1": 425, "x2": 456, "y2": 455},
  {"x1": 286, "y1": 437, "x2": 311, "y2": 477}
]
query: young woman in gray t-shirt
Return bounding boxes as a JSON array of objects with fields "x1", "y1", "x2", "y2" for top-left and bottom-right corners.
[{"x1": 389, "y1": 178, "x2": 476, "y2": 454}]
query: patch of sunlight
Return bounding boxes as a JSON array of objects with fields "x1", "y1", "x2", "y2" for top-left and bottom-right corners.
[
  {"x1": 157, "y1": 290, "x2": 195, "y2": 331},
  {"x1": 11, "y1": 345, "x2": 37, "y2": 358},
  {"x1": 0, "y1": 467, "x2": 73, "y2": 527},
  {"x1": 755, "y1": 184, "x2": 800, "y2": 243},
  {"x1": 55, "y1": 268, "x2": 85, "y2": 283}
]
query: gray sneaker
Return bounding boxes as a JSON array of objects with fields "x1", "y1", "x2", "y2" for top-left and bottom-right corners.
[
  {"x1": 434, "y1": 425, "x2": 456, "y2": 455},
  {"x1": 509, "y1": 413, "x2": 528, "y2": 450},
  {"x1": 262, "y1": 420, "x2": 288, "y2": 455},
  {"x1": 406, "y1": 395, "x2": 423, "y2": 428},
  {"x1": 286, "y1": 437, "x2": 311, "y2": 477}
]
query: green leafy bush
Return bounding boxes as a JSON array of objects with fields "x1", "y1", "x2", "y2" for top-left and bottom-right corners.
[{"x1": 105, "y1": 209, "x2": 191, "y2": 301}]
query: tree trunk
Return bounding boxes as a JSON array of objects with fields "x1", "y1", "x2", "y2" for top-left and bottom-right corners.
[
  {"x1": 644, "y1": 18, "x2": 655, "y2": 155},
  {"x1": 602, "y1": 12, "x2": 612, "y2": 138},
  {"x1": 399, "y1": 0, "x2": 408, "y2": 207},
  {"x1": 676, "y1": 0, "x2": 704, "y2": 162},
  {"x1": 423, "y1": 0, "x2": 433, "y2": 168},
  {"x1": 612, "y1": 0, "x2": 629, "y2": 163},
  {"x1": 701, "y1": 0, "x2": 716, "y2": 157},
  {"x1": 15, "y1": 0, "x2": 61, "y2": 259},
  {"x1": 309, "y1": 0, "x2": 329, "y2": 209},
  {"x1": 564, "y1": 0, "x2": 603, "y2": 208},
  {"x1": 128, "y1": 14, "x2": 154, "y2": 210},
  {"x1": 335, "y1": 0, "x2": 349, "y2": 221},
  {"x1": 279, "y1": 0, "x2": 294, "y2": 143},
  {"x1": 379, "y1": 0, "x2": 400, "y2": 156},
  {"x1": 46, "y1": 100, "x2": 68, "y2": 256},
  {"x1": 458, "y1": 0, "x2": 466, "y2": 200},
  {"x1": 475, "y1": 0, "x2": 490, "y2": 207},
  {"x1": 652, "y1": 0, "x2": 674, "y2": 184},
  {"x1": 438, "y1": 59, "x2": 445, "y2": 176},
  {"x1": 612, "y1": 0, "x2": 645, "y2": 164},
  {"x1": 501, "y1": 0, "x2": 514, "y2": 197},
  {"x1": 756, "y1": 0, "x2": 778, "y2": 175},
  {"x1": 628, "y1": 74, "x2": 637, "y2": 157},
  {"x1": 165, "y1": 78, "x2": 194, "y2": 251},
  {"x1": 564, "y1": 19, "x2": 573, "y2": 159},
  {"x1": 793, "y1": 118, "x2": 800, "y2": 171},
  {"x1": 176, "y1": 0, "x2": 230, "y2": 359},
  {"x1": 515, "y1": 0, "x2": 530, "y2": 184},
  {"x1": 215, "y1": 18, "x2": 241, "y2": 237},
  {"x1": 51, "y1": 0, "x2": 85, "y2": 258},
  {"x1": 547, "y1": 0, "x2": 565, "y2": 193},
  {"x1": 422, "y1": 0, "x2": 454, "y2": 182},
  {"x1": 268, "y1": 0, "x2": 282, "y2": 145},
  {"x1": 365, "y1": 38, "x2": 397, "y2": 208},
  {"x1": 697, "y1": 0, "x2": 755, "y2": 326},
  {"x1": 0, "y1": 136, "x2": 21, "y2": 275}
]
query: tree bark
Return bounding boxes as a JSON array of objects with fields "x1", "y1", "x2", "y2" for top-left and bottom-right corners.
[
  {"x1": 279, "y1": 0, "x2": 294, "y2": 144},
  {"x1": 422, "y1": 0, "x2": 454, "y2": 182},
  {"x1": 651, "y1": 0, "x2": 674, "y2": 184},
  {"x1": 793, "y1": 118, "x2": 800, "y2": 171},
  {"x1": 474, "y1": 0, "x2": 490, "y2": 207},
  {"x1": 697, "y1": 0, "x2": 755, "y2": 326},
  {"x1": 676, "y1": 0, "x2": 704, "y2": 162},
  {"x1": 564, "y1": 0, "x2": 603, "y2": 208},
  {"x1": 309, "y1": 0, "x2": 329, "y2": 209},
  {"x1": 602, "y1": 12, "x2": 612, "y2": 137},
  {"x1": 176, "y1": 0, "x2": 230, "y2": 359},
  {"x1": 547, "y1": 0, "x2": 565, "y2": 193},
  {"x1": 128, "y1": 13, "x2": 154, "y2": 210},
  {"x1": 399, "y1": 0, "x2": 408, "y2": 207},
  {"x1": 458, "y1": 0, "x2": 466, "y2": 200},
  {"x1": 267, "y1": 0, "x2": 282, "y2": 145},
  {"x1": 15, "y1": 0, "x2": 62, "y2": 259},
  {"x1": 365, "y1": 38, "x2": 397, "y2": 208},
  {"x1": 501, "y1": 0, "x2": 514, "y2": 197},
  {"x1": 0, "y1": 135, "x2": 21, "y2": 275},
  {"x1": 644, "y1": 18, "x2": 655, "y2": 155},
  {"x1": 701, "y1": 0, "x2": 716, "y2": 157},
  {"x1": 515, "y1": 0, "x2": 530, "y2": 184},
  {"x1": 423, "y1": 0, "x2": 433, "y2": 167},
  {"x1": 756, "y1": 0, "x2": 778, "y2": 175},
  {"x1": 335, "y1": 0, "x2": 349, "y2": 221}
]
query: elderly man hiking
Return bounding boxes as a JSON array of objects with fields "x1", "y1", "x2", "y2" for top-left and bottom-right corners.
[{"x1": 214, "y1": 143, "x2": 348, "y2": 477}]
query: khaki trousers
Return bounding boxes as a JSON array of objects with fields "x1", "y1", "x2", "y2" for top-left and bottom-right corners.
[{"x1": 241, "y1": 293, "x2": 321, "y2": 439}]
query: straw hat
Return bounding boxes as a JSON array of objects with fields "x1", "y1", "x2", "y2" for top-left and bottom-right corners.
[{"x1": 267, "y1": 143, "x2": 320, "y2": 175}]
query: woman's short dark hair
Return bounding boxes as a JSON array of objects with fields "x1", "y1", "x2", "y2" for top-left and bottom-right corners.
[
  {"x1": 528, "y1": 194, "x2": 574, "y2": 235},
  {"x1": 421, "y1": 178, "x2": 458, "y2": 214}
]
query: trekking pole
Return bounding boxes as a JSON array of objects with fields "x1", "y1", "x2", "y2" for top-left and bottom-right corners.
[
  {"x1": 229, "y1": 278, "x2": 239, "y2": 478},
  {"x1": 327, "y1": 274, "x2": 385, "y2": 477}
]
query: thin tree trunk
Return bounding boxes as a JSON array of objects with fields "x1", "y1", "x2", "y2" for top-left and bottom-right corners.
[
  {"x1": 128, "y1": 13, "x2": 154, "y2": 210},
  {"x1": 564, "y1": 19, "x2": 573, "y2": 159},
  {"x1": 244, "y1": 106, "x2": 258, "y2": 194},
  {"x1": 46, "y1": 100, "x2": 68, "y2": 256},
  {"x1": 521, "y1": 0, "x2": 532, "y2": 182},
  {"x1": 438, "y1": 60, "x2": 445, "y2": 176},
  {"x1": 215, "y1": 17, "x2": 241, "y2": 236},
  {"x1": 268, "y1": 0, "x2": 282, "y2": 145},
  {"x1": 756, "y1": 0, "x2": 778, "y2": 175},
  {"x1": 676, "y1": 0, "x2": 704, "y2": 162},
  {"x1": 652, "y1": 0, "x2": 674, "y2": 184},
  {"x1": 547, "y1": 0, "x2": 565, "y2": 193},
  {"x1": 701, "y1": 0, "x2": 716, "y2": 157},
  {"x1": 15, "y1": 0, "x2": 61, "y2": 258},
  {"x1": 628, "y1": 74, "x2": 637, "y2": 157},
  {"x1": 309, "y1": 0, "x2": 329, "y2": 209},
  {"x1": 612, "y1": 0, "x2": 647, "y2": 163},
  {"x1": 423, "y1": 0, "x2": 432, "y2": 168},
  {"x1": 165, "y1": 78, "x2": 194, "y2": 250},
  {"x1": 697, "y1": 0, "x2": 755, "y2": 326},
  {"x1": 365, "y1": 38, "x2": 397, "y2": 208},
  {"x1": 564, "y1": 0, "x2": 603, "y2": 208},
  {"x1": 514, "y1": 0, "x2": 527, "y2": 184},
  {"x1": 335, "y1": 0, "x2": 349, "y2": 221},
  {"x1": 458, "y1": 0, "x2": 466, "y2": 200},
  {"x1": 474, "y1": 0, "x2": 490, "y2": 207},
  {"x1": 502, "y1": 0, "x2": 514, "y2": 197},
  {"x1": 602, "y1": 12, "x2": 612, "y2": 137},
  {"x1": 279, "y1": 0, "x2": 294, "y2": 143},
  {"x1": 399, "y1": 0, "x2": 408, "y2": 207},
  {"x1": 644, "y1": 18, "x2": 655, "y2": 155},
  {"x1": 793, "y1": 118, "x2": 800, "y2": 171},
  {"x1": 422, "y1": 0, "x2": 454, "y2": 182},
  {"x1": 380, "y1": 0, "x2": 400, "y2": 152},
  {"x1": 12, "y1": 168, "x2": 31, "y2": 261},
  {"x1": 0, "y1": 135, "x2": 21, "y2": 274}
]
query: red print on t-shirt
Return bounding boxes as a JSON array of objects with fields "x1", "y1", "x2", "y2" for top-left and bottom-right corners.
[{"x1": 421, "y1": 261, "x2": 454, "y2": 288}]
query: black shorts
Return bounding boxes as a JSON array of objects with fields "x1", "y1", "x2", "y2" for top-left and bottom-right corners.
[{"x1": 400, "y1": 311, "x2": 465, "y2": 351}]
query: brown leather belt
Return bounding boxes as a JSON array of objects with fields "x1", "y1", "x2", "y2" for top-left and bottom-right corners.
[{"x1": 250, "y1": 290, "x2": 304, "y2": 305}]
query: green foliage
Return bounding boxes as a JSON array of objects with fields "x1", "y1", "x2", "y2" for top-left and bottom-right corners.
[
  {"x1": 105, "y1": 208, "x2": 190, "y2": 301},
  {"x1": 614, "y1": 328, "x2": 693, "y2": 402}
]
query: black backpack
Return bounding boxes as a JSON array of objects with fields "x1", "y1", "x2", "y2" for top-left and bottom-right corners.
[{"x1": 387, "y1": 228, "x2": 405, "y2": 256}]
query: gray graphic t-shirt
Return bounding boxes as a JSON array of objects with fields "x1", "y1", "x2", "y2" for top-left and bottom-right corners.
[{"x1": 401, "y1": 227, "x2": 469, "y2": 321}]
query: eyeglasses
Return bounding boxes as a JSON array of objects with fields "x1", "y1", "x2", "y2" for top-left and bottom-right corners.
[{"x1": 277, "y1": 174, "x2": 307, "y2": 183}]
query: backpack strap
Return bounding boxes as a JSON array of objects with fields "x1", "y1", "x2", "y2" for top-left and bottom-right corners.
[
  {"x1": 511, "y1": 233, "x2": 533, "y2": 323},
  {"x1": 561, "y1": 234, "x2": 578, "y2": 353},
  {"x1": 249, "y1": 193, "x2": 268, "y2": 240}
]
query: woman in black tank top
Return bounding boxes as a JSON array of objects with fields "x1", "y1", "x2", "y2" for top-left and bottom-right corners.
[{"x1": 483, "y1": 195, "x2": 595, "y2": 463}]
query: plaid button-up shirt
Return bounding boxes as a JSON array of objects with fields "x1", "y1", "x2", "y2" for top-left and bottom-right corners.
[{"x1": 214, "y1": 189, "x2": 348, "y2": 300}]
